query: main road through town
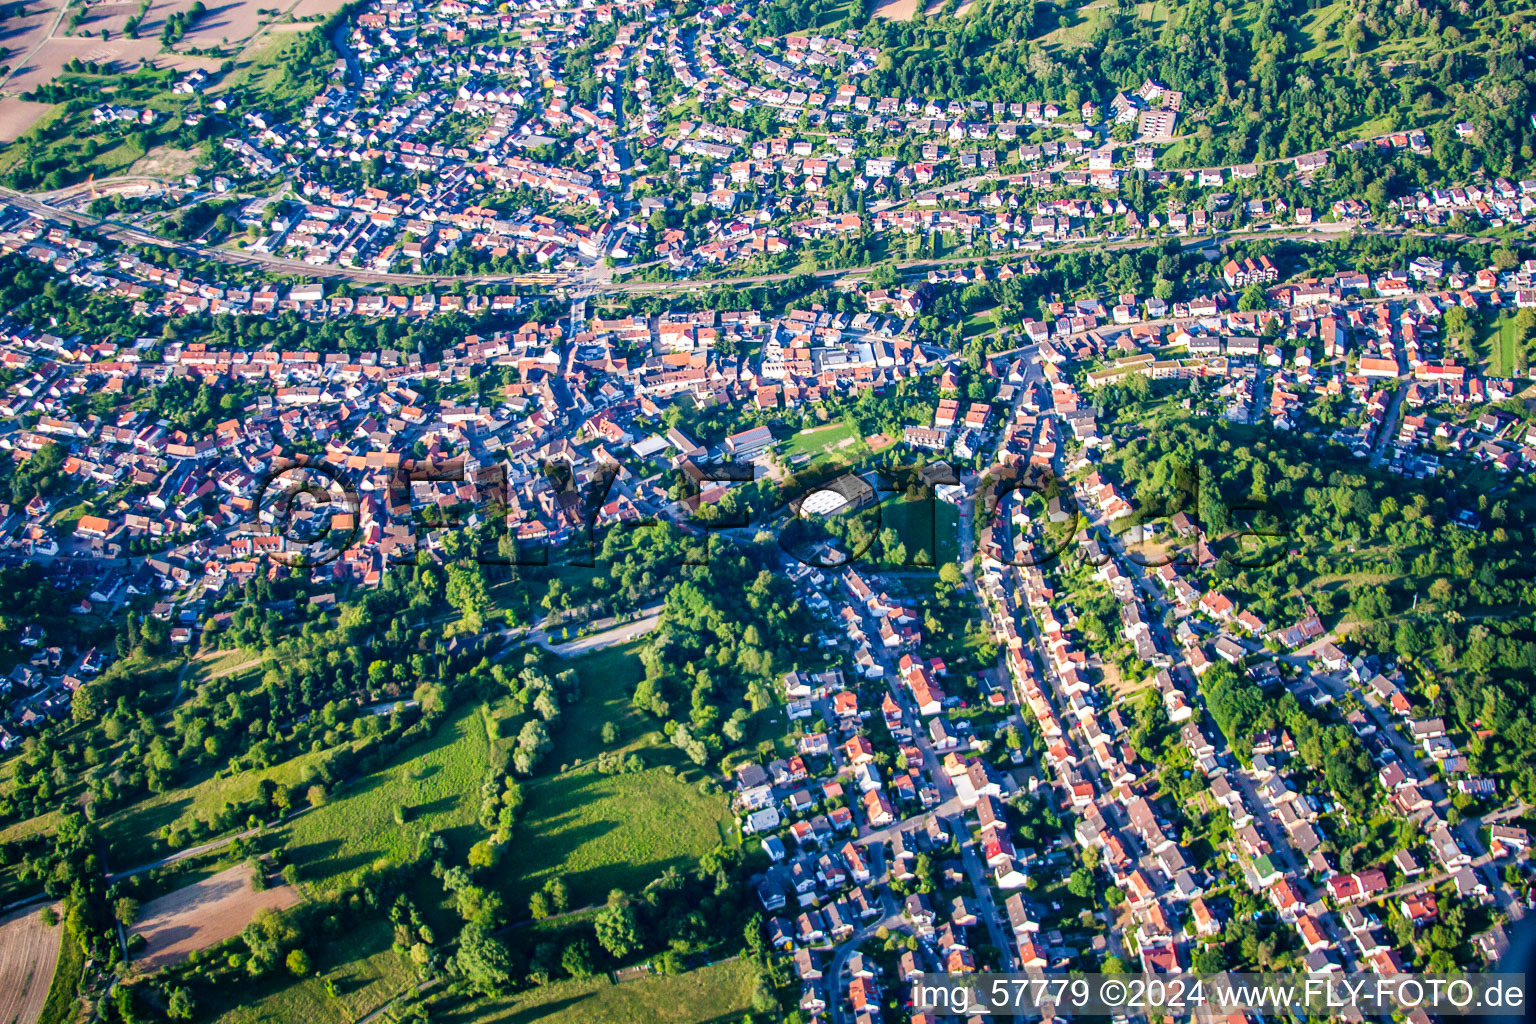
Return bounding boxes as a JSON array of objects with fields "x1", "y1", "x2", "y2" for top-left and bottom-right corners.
[{"x1": 4, "y1": 182, "x2": 1444, "y2": 297}]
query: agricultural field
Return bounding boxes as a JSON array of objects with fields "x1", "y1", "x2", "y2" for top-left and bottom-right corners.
[
  {"x1": 0, "y1": 0, "x2": 68, "y2": 92},
  {"x1": 175, "y1": 0, "x2": 311, "y2": 52},
  {"x1": 427, "y1": 957, "x2": 757, "y2": 1024},
  {"x1": 0, "y1": 904, "x2": 63, "y2": 1024},
  {"x1": 73, "y1": 0, "x2": 198, "y2": 46},
  {"x1": 209, "y1": 21, "x2": 326, "y2": 100},
  {"x1": 0, "y1": 96, "x2": 56, "y2": 143},
  {"x1": 289, "y1": 0, "x2": 349, "y2": 17},
  {"x1": 36, "y1": 932, "x2": 82, "y2": 1024},
  {"x1": 1, "y1": 35, "x2": 174, "y2": 93},
  {"x1": 872, "y1": 0, "x2": 920, "y2": 19},
  {"x1": 130, "y1": 862, "x2": 301, "y2": 971},
  {"x1": 0, "y1": 6, "x2": 335, "y2": 189}
]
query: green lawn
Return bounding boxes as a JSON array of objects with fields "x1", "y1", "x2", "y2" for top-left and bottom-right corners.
[
  {"x1": 883, "y1": 494, "x2": 961, "y2": 566},
  {"x1": 498, "y1": 644, "x2": 732, "y2": 908},
  {"x1": 961, "y1": 308, "x2": 1000, "y2": 340},
  {"x1": 199, "y1": 918, "x2": 417, "y2": 1024},
  {"x1": 427, "y1": 957, "x2": 757, "y2": 1024},
  {"x1": 1296, "y1": 0, "x2": 1349, "y2": 60},
  {"x1": 509, "y1": 765, "x2": 730, "y2": 909},
  {"x1": 547, "y1": 642, "x2": 660, "y2": 768},
  {"x1": 1486, "y1": 316, "x2": 1523, "y2": 378},
  {"x1": 269, "y1": 643, "x2": 731, "y2": 906},
  {"x1": 282, "y1": 704, "x2": 492, "y2": 891},
  {"x1": 784, "y1": 421, "x2": 862, "y2": 464},
  {"x1": 213, "y1": 27, "x2": 324, "y2": 100},
  {"x1": 0, "y1": 800, "x2": 61, "y2": 846}
]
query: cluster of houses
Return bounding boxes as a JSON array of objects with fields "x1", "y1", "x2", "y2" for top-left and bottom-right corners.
[
  {"x1": 956, "y1": 366, "x2": 1531, "y2": 1001},
  {"x1": 137, "y1": 0, "x2": 1498, "y2": 283},
  {"x1": 735, "y1": 556, "x2": 1068, "y2": 1021},
  {"x1": 0, "y1": 634, "x2": 108, "y2": 752}
]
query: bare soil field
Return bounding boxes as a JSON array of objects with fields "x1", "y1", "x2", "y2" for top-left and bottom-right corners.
[
  {"x1": 174, "y1": 0, "x2": 270, "y2": 50},
  {"x1": 288, "y1": 0, "x2": 347, "y2": 18},
  {"x1": 0, "y1": 904, "x2": 64, "y2": 1024},
  {"x1": 130, "y1": 143, "x2": 203, "y2": 177},
  {"x1": 157, "y1": 52, "x2": 224, "y2": 72},
  {"x1": 130, "y1": 864, "x2": 301, "y2": 972},
  {"x1": 0, "y1": 0, "x2": 67, "y2": 94},
  {"x1": 76, "y1": 0, "x2": 197, "y2": 41},
  {"x1": 4, "y1": 35, "x2": 166, "y2": 91},
  {"x1": 0, "y1": 0, "x2": 66, "y2": 86},
  {"x1": 176, "y1": 0, "x2": 349, "y2": 50},
  {"x1": 0, "y1": 96, "x2": 56, "y2": 142},
  {"x1": 873, "y1": 0, "x2": 920, "y2": 18}
]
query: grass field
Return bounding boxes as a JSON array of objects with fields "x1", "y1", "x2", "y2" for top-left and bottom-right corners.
[
  {"x1": 0, "y1": 802, "x2": 62, "y2": 846},
  {"x1": 1485, "y1": 316, "x2": 1524, "y2": 378},
  {"x1": 504, "y1": 644, "x2": 732, "y2": 908},
  {"x1": 98, "y1": 743, "x2": 338, "y2": 870},
  {"x1": 199, "y1": 917, "x2": 417, "y2": 1024},
  {"x1": 511, "y1": 765, "x2": 730, "y2": 909},
  {"x1": 961, "y1": 308, "x2": 1001, "y2": 341},
  {"x1": 213, "y1": 30, "x2": 297, "y2": 95},
  {"x1": 883, "y1": 494, "x2": 961, "y2": 566},
  {"x1": 428, "y1": 957, "x2": 756, "y2": 1024},
  {"x1": 784, "y1": 420, "x2": 867, "y2": 469},
  {"x1": 547, "y1": 642, "x2": 659, "y2": 767},
  {"x1": 282, "y1": 704, "x2": 492, "y2": 891},
  {"x1": 1296, "y1": 0, "x2": 1348, "y2": 60}
]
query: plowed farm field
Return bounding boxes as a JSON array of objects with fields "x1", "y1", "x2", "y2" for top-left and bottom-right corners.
[
  {"x1": 131, "y1": 864, "x2": 301, "y2": 972},
  {"x1": 0, "y1": 904, "x2": 63, "y2": 1024}
]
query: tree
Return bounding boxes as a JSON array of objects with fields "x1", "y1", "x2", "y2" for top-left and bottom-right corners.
[
  {"x1": 286, "y1": 949, "x2": 312, "y2": 976},
  {"x1": 454, "y1": 926, "x2": 512, "y2": 994},
  {"x1": 561, "y1": 938, "x2": 597, "y2": 978},
  {"x1": 544, "y1": 877, "x2": 569, "y2": 913},
  {"x1": 115, "y1": 896, "x2": 141, "y2": 927},
  {"x1": 1067, "y1": 868, "x2": 1095, "y2": 900},
  {"x1": 166, "y1": 988, "x2": 195, "y2": 1020},
  {"x1": 938, "y1": 562, "x2": 964, "y2": 589},
  {"x1": 594, "y1": 891, "x2": 640, "y2": 959},
  {"x1": 1191, "y1": 945, "x2": 1226, "y2": 973}
]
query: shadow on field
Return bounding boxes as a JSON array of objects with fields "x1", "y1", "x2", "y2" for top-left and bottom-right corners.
[
  {"x1": 435, "y1": 993, "x2": 591, "y2": 1024},
  {"x1": 289, "y1": 837, "x2": 385, "y2": 880}
]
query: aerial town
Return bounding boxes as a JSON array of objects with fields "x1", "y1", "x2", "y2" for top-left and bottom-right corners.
[{"x1": 0, "y1": 0, "x2": 1534, "y2": 1021}]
